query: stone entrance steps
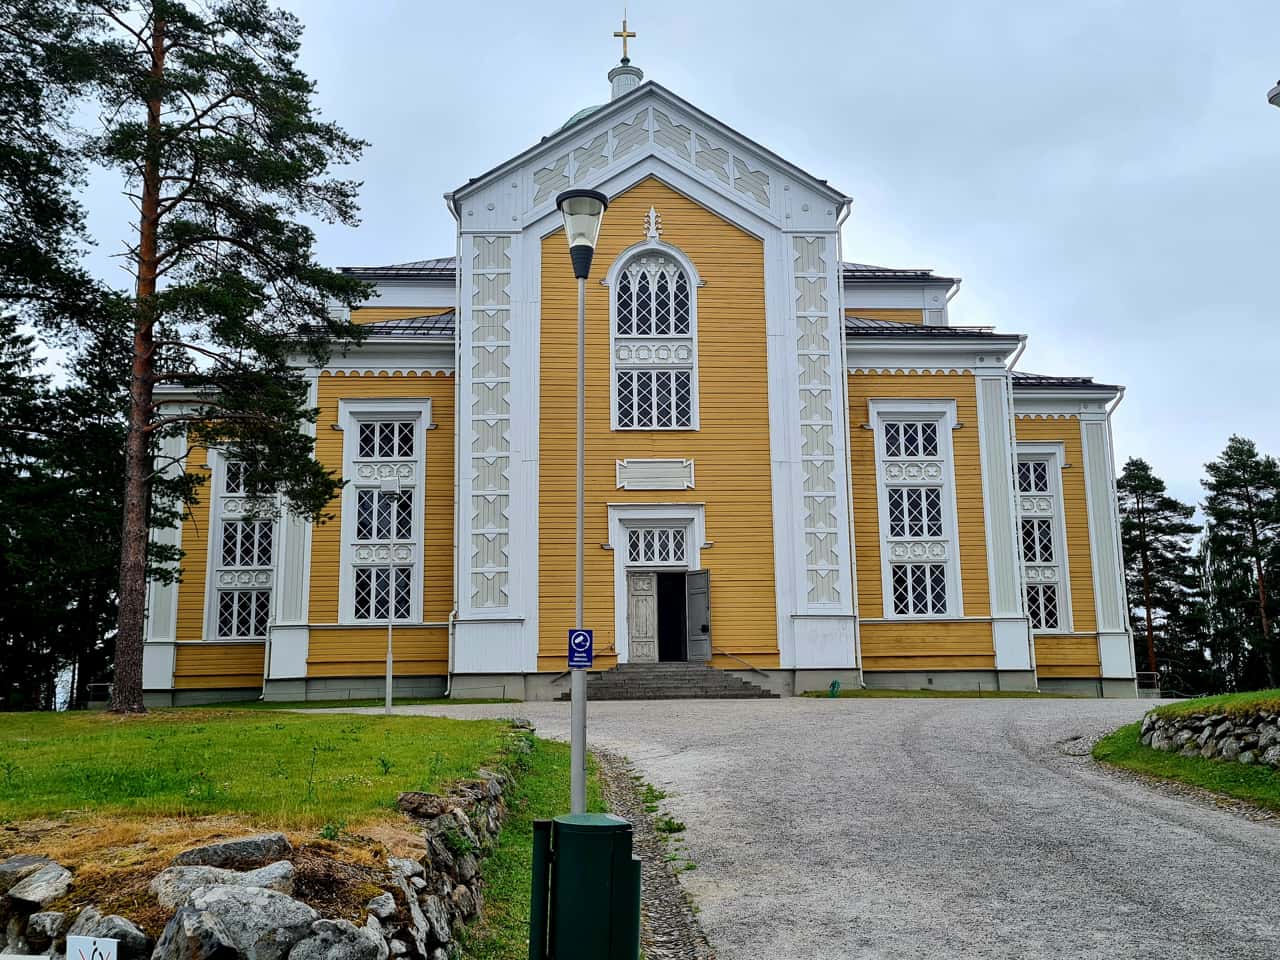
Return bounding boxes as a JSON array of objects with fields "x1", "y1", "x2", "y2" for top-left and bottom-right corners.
[{"x1": 556, "y1": 662, "x2": 778, "y2": 701}]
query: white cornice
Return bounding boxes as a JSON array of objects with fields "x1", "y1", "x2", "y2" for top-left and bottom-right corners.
[{"x1": 846, "y1": 337, "x2": 1021, "y2": 373}]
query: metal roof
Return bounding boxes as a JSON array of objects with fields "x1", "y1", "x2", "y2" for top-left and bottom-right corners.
[
  {"x1": 844, "y1": 316, "x2": 1006, "y2": 339},
  {"x1": 358, "y1": 311, "x2": 456, "y2": 338},
  {"x1": 1011, "y1": 370, "x2": 1119, "y2": 392},
  {"x1": 338, "y1": 256, "x2": 954, "y2": 285}
]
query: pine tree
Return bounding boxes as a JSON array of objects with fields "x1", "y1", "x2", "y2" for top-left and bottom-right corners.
[
  {"x1": 1202, "y1": 436, "x2": 1280, "y2": 688},
  {"x1": 26, "y1": 1, "x2": 373, "y2": 712},
  {"x1": 1117, "y1": 458, "x2": 1200, "y2": 678}
]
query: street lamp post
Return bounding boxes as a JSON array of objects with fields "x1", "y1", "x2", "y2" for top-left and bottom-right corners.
[{"x1": 555, "y1": 188, "x2": 609, "y2": 814}]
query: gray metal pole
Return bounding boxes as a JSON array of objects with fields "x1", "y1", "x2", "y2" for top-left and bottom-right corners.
[{"x1": 570, "y1": 275, "x2": 587, "y2": 814}]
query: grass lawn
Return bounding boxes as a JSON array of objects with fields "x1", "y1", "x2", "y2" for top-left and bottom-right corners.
[
  {"x1": 458, "y1": 741, "x2": 605, "y2": 960},
  {"x1": 1147, "y1": 688, "x2": 1280, "y2": 719},
  {"x1": 0, "y1": 708, "x2": 510, "y2": 828},
  {"x1": 801, "y1": 687, "x2": 1076, "y2": 699},
  {"x1": 1093, "y1": 721, "x2": 1280, "y2": 812}
]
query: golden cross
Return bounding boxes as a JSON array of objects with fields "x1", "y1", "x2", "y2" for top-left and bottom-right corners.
[{"x1": 613, "y1": 13, "x2": 636, "y2": 62}]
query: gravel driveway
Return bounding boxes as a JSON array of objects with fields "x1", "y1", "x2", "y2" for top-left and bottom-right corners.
[{"x1": 352, "y1": 697, "x2": 1278, "y2": 959}]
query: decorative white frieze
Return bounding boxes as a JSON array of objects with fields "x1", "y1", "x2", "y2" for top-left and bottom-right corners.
[
  {"x1": 469, "y1": 235, "x2": 513, "y2": 608},
  {"x1": 792, "y1": 236, "x2": 841, "y2": 606},
  {"x1": 615, "y1": 458, "x2": 696, "y2": 490}
]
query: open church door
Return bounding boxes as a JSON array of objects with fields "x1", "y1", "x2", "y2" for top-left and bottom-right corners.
[{"x1": 685, "y1": 569, "x2": 711, "y2": 662}]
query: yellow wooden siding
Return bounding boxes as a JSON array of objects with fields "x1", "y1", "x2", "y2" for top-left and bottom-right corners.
[
  {"x1": 307, "y1": 370, "x2": 455, "y2": 677},
  {"x1": 1013, "y1": 417, "x2": 1097, "y2": 634},
  {"x1": 174, "y1": 446, "x2": 213, "y2": 642},
  {"x1": 307, "y1": 627, "x2": 446, "y2": 678},
  {"x1": 844, "y1": 308, "x2": 924, "y2": 325},
  {"x1": 173, "y1": 642, "x2": 264, "y2": 689},
  {"x1": 860, "y1": 620, "x2": 995, "y2": 671},
  {"x1": 847, "y1": 371, "x2": 991, "y2": 620},
  {"x1": 1034, "y1": 635, "x2": 1101, "y2": 678},
  {"x1": 538, "y1": 177, "x2": 778, "y2": 671},
  {"x1": 351, "y1": 306, "x2": 452, "y2": 325}
]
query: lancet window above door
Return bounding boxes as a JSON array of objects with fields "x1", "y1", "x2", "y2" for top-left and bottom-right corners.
[{"x1": 611, "y1": 247, "x2": 699, "y2": 430}]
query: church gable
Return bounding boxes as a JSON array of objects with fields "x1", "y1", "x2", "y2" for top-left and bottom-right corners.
[{"x1": 449, "y1": 82, "x2": 850, "y2": 236}]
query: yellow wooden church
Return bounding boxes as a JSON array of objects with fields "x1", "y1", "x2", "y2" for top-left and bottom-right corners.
[{"x1": 141, "y1": 44, "x2": 1137, "y2": 703}]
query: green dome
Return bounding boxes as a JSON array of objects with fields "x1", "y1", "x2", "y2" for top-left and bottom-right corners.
[{"x1": 559, "y1": 104, "x2": 604, "y2": 132}]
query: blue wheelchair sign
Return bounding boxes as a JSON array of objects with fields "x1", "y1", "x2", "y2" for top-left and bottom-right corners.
[{"x1": 567, "y1": 629, "x2": 593, "y2": 669}]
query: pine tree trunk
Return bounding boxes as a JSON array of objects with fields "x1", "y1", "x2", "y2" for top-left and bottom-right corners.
[
  {"x1": 1137, "y1": 502, "x2": 1158, "y2": 675},
  {"x1": 111, "y1": 15, "x2": 165, "y2": 714}
]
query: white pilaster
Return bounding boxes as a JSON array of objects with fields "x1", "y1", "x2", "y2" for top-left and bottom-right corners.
[
  {"x1": 143, "y1": 428, "x2": 186, "y2": 690},
  {"x1": 1080, "y1": 415, "x2": 1135, "y2": 678},
  {"x1": 975, "y1": 370, "x2": 1032, "y2": 671}
]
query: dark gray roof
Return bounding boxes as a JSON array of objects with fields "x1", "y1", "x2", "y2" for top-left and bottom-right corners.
[
  {"x1": 340, "y1": 257, "x2": 457, "y2": 281},
  {"x1": 359, "y1": 311, "x2": 456, "y2": 338},
  {"x1": 338, "y1": 256, "x2": 956, "y2": 286},
  {"x1": 1012, "y1": 371, "x2": 1119, "y2": 392},
  {"x1": 840, "y1": 262, "x2": 957, "y2": 285},
  {"x1": 844, "y1": 316, "x2": 1007, "y2": 339}
]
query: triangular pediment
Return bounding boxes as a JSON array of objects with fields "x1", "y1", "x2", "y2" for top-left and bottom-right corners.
[{"x1": 449, "y1": 82, "x2": 850, "y2": 235}]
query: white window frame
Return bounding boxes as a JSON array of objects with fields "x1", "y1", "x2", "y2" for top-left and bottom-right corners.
[
  {"x1": 203, "y1": 452, "x2": 278, "y2": 642},
  {"x1": 604, "y1": 240, "x2": 704, "y2": 431},
  {"x1": 337, "y1": 398, "x2": 429, "y2": 626},
  {"x1": 1016, "y1": 442, "x2": 1073, "y2": 634},
  {"x1": 869, "y1": 399, "x2": 964, "y2": 620}
]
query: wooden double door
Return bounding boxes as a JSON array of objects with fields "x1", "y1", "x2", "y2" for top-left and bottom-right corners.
[{"x1": 626, "y1": 569, "x2": 711, "y2": 663}]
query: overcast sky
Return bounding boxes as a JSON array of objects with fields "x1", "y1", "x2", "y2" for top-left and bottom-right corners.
[{"x1": 79, "y1": 0, "x2": 1280, "y2": 506}]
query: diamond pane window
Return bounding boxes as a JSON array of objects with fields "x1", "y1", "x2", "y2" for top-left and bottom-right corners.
[
  {"x1": 216, "y1": 589, "x2": 270, "y2": 639},
  {"x1": 613, "y1": 252, "x2": 697, "y2": 430},
  {"x1": 891, "y1": 563, "x2": 947, "y2": 616},
  {"x1": 357, "y1": 420, "x2": 414, "y2": 459},
  {"x1": 627, "y1": 526, "x2": 687, "y2": 564},
  {"x1": 884, "y1": 421, "x2": 939, "y2": 458},
  {"x1": 353, "y1": 566, "x2": 413, "y2": 621},
  {"x1": 1017, "y1": 460, "x2": 1049, "y2": 493},
  {"x1": 1020, "y1": 517, "x2": 1054, "y2": 563},
  {"x1": 355, "y1": 490, "x2": 413, "y2": 541},
  {"x1": 887, "y1": 488, "x2": 943, "y2": 539},
  {"x1": 220, "y1": 519, "x2": 273, "y2": 567},
  {"x1": 224, "y1": 461, "x2": 247, "y2": 494},
  {"x1": 1027, "y1": 583, "x2": 1060, "y2": 630}
]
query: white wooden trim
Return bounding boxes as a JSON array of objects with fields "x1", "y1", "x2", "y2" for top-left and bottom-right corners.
[{"x1": 1015, "y1": 442, "x2": 1074, "y2": 635}]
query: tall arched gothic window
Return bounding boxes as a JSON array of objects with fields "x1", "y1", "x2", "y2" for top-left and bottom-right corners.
[{"x1": 612, "y1": 252, "x2": 698, "y2": 429}]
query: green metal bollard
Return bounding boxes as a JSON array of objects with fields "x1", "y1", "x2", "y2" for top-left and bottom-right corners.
[{"x1": 530, "y1": 812, "x2": 641, "y2": 960}]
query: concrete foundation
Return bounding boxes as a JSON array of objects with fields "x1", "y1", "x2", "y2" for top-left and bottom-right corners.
[
  {"x1": 862, "y1": 669, "x2": 1006, "y2": 693},
  {"x1": 262, "y1": 676, "x2": 447, "y2": 701},
  {"x1": 143, "y1": 687, "x2": 262, "y2": 708},
  {"x1": 1038, "y1": 677, "x2": 1138, "y2": 699}
]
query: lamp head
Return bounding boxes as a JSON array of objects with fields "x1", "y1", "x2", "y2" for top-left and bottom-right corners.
[
  {"x1": 1270, "y1": 82, "x2": 1280, "y2": 110},
  {"x1": 555, "y1": 189, "x2": 609, "y2": 279}
]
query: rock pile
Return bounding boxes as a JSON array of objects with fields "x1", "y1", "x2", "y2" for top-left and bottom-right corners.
[
  {"x1": 0, "y1": 759, "x2": 514, "y2": 959},
  {"x1": 1141, "y1": 708, "x2": 1280, "y2": 767}
]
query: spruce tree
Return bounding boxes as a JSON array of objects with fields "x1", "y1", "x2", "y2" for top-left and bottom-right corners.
[
  {"x1": 1117, "y1": 458, "x2": 1200, "y2": 677},
  {"x1": 1202, "y1": 436, "x2": 1280, "y2": 688},
  {"x1": 44, "y1": 1, "x2": 372, "y2": 712}
]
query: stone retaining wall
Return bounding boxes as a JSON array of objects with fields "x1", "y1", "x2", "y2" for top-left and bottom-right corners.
[
  {"x1": 1141, "y1": 708, "x2": 1280, "y2": 767},
  {"x1": 0, "y1": 720, "x2": 534, "y2": 960}
]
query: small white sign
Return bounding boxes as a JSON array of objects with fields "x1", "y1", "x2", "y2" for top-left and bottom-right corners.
[{"x1": 67, "y1": 935, "x2": 118, "y2": 960}]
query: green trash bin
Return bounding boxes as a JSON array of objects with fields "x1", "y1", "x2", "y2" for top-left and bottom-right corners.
[{"x1": 529, "y1": 813, "x2": 641, "y2": 960}]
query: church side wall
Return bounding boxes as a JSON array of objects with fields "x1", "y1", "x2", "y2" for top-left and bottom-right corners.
[
  {"x1": 842, "y1": 308, "x2": 924, "y2": 325},
  {"x1": 847, "y1": 370, "x2": 998, "y2": 672},
  {"x1": 537, "y1": 178, "x2": 779, "y2": 671},
  {"x1": 351, "y1": 306, "x2": 453, "y2": 324},
  {"x1": 1014, "y1": 415, "x2": 1102, "y2": 680},
  {"x1": 306, "y1": 370, "x2": 455, "y2": 678}
]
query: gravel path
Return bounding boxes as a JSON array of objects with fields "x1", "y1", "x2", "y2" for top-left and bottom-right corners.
[{"x1": 328, "y1": 697, "x2": 1280, "y2": 959}]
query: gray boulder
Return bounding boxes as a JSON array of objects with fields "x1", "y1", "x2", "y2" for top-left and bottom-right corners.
[
  {"x1": 366, "y1": 892, "x2": 397, "y2": 921},
  {"x1": 0, "y1": 854, "x2": 50, "y2": 895},
  {"x1": 8, "y1": 861, "x2": 72, "y2": 909},
  {"x1": 1240, "y1": 750, "x2": 1257, "y2": 765},
  {"x1": 173, "y1": 833, "x2": 293, "y2": 870},
  {"x1": 66, "y1": 907, "x2": 153, "y2": 960},
  {"x1": 150, "y1": 860, "x2": 295, "y2": 910},
  {"x1": 386, "y1": 857, "x2": 422, "y2": 880},
  {"x1": 288, "y1": 919, "x2": 389, "y2": 960},
  {"x1": 1263, "y1": 745, "x2": 1280, "y2": 766},
  {"x1": 421, "y1": 896, "x2": 450, "y2": 945},
  {"x1": 26, "y1": 910, "x2": 69, "y2": 948},
  {"x1": 449, "y1": 884, "x2": 478, "y2": 921},
  {"x1": 185, "y1": 885, "x2": 317, "y2": 960},
  {"x1": 1220, "y1": 739, "x2": 1242, "y2": 761},
  {"x1": 152, "y1": 904, "x2": 239, "y2": 960}
]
